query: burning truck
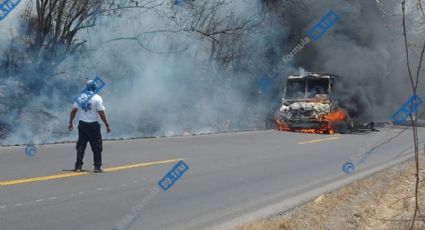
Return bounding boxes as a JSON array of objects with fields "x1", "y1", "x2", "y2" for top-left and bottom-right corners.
[{"x1": 274, "y1": 73, "x2": 354, "y2": 134}]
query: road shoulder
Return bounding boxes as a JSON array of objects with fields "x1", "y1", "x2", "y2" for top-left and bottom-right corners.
[{"x1": 234, "y1": 156, "x2": 425, "y2": 230}]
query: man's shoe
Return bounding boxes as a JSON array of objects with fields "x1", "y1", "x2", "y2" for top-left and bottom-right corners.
[
  {"x1": 94, "y1": 168, "x2": 104, "y2": 173},
  {"x1": 73, "y1": 167, "x2": 82, "y2": 172}
]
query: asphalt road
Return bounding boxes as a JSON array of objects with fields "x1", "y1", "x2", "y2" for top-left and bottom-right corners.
[{"x1": 0, "y1": 127, "x2": 424, "y2": 230}]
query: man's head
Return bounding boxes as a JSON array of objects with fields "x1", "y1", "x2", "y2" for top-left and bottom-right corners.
[{"x1": 86, "y1": 80, "x2": 97, "y2": 92}]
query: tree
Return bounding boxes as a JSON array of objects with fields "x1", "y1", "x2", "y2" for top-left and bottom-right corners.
[
  {"x1": 376, "y1": 0, "x2": 425, "y2": 228},
  {"x1": 2, "y1": 0, "x2": 161, "y2": 77}
]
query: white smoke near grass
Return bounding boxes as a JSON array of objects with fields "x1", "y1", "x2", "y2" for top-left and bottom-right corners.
[
  {"x1": 0, "y1": 0, "x2": 268, "y2": 145},
  {"x1": 1, "y1": 0, "x2": 424, "y2": 145},
  {"x1": 76, "y1": 2, "x2": 261, "y2": 138}
]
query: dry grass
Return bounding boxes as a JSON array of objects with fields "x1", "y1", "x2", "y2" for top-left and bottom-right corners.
[{"x1": 234, "y1": 157, "x2": 425, "y2": 230}]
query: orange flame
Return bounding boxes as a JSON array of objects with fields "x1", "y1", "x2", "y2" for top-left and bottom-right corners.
[
  {"x1": 275, "y1": 109, "x2": 346, "y2": 134},
  {"x1": 322, "y1": 109, "x2": 346, "y2": 121},
  {"x1": 296, "y1": 128, "x2": 319, "y2": 134}
]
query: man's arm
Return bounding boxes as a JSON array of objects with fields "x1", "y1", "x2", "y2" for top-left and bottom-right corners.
[
  {"x1": 69, "y1": 108, "x2": 78, "y2": 131},
  {"x1": 98, "y1": 111, "x2": 111, "y2": 133}
]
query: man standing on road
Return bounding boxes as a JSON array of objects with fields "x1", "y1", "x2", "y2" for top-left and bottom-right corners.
[{"x1": 68, "y1": 80, "x2": 111, "y2": 173}]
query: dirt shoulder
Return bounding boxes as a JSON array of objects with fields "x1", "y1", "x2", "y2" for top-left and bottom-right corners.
[{"x1": 234, "y1": 157, "x2": 425, "y2": 230}]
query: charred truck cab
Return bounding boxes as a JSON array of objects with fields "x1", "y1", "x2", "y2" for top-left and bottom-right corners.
[{"x1": 274, "y1": 73, "x2": 351, "y2": 134}]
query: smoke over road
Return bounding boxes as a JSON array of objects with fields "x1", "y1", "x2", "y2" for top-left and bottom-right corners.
[{"x1": 0, "y1": 0, "x2": 423, "y2": 145}]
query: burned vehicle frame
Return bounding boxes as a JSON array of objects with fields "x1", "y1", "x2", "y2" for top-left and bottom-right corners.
[{"x1": 274, "y1": 73, "x2": 353, "y2": 134}]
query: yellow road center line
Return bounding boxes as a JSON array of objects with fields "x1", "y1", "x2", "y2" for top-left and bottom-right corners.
[
  {"x1": 0, "y1": 172, "x2": 89, "y2": 186},
  {"x1": 298, "y1": 136, "x2": 341, "y2": 145},
  {"x1": 0, "y1": 159, "x2": 181, "y2": 187},
  {"x1": 103, "y1": 159, "x2": 180, "y2": 172}
]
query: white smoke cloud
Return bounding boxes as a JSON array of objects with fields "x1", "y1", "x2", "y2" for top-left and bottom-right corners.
[
  {"x1": 1, "y1": 0, "x2": 424, "y2": 145},
  {"x1": 1, "y1": 0, "x2": 267, "y2": 145}
]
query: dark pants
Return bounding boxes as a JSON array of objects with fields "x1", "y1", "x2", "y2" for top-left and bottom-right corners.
[{"x1": 75, "y1": 121, "x2": 103, "y2": 169}]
